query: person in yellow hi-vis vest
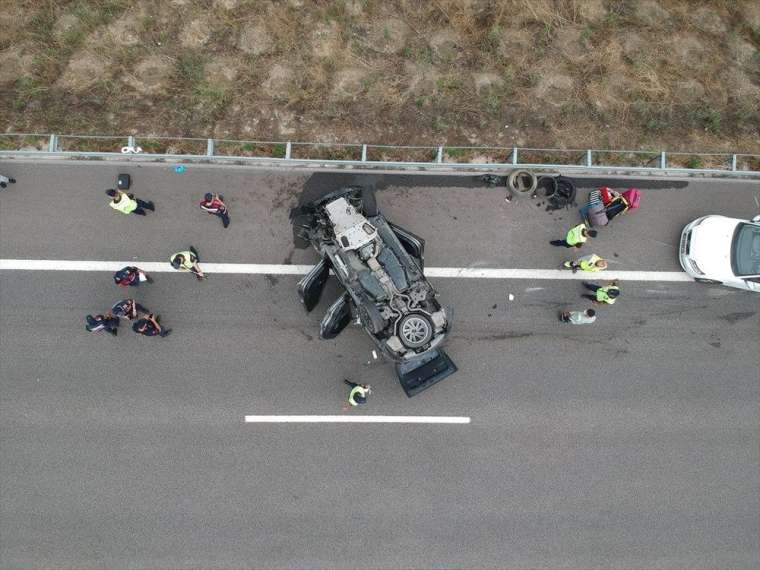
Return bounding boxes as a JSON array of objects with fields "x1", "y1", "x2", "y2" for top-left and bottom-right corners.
[
  {"x1": 582, "y1": 280, "x2": 621, "y2": 305},
  {"x1": 550, "y1": 223, "x2": 597, "y2": 248},
  {"x1": 564, "y1": 254, "x2": 608, "y2": 273},
  {"x1": 170, "y1": 246, "x2": 206, "y2": 280},
  {"x1": 344, "y1": 379, "x2": 371, "y2": 407},
  {"x1": 105, "y1": 188, "x2": 154, "y2": 216}
]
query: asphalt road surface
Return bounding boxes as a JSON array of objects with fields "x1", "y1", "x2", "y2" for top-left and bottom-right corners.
[{"x1": 1, "y1": 160, "x2": 759, "y2": 570}]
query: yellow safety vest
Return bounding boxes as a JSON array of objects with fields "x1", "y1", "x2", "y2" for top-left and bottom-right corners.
[
  {"x1": 348, "y1": 386, "x2": 367, "y2": 406},
  {"x1": 110, "y1": 192, "x2": 138, "y2": 214},
  {"x1": 579, "y1": 254, "x2": 603, "y2": 272},
  {"x1": 597, "y1": 286, "x2": 619, "y2": 304},
  {"x1": 566, "y1": 224, "x2": 587, "y2": 246},
  {"x1": 170, "y1": 251, "x2": 195, "y2": 271}
]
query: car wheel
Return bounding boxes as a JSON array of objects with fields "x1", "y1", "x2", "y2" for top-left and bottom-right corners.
[
  {"x1": 398, "y1": 313, "x2": 434, "y2": 349},
  {"x1": 694, "y1": 278, "x2": 722, "y2": 284}
]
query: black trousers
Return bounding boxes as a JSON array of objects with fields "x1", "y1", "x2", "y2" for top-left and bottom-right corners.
[
  {"x1": 550, "y1": 239, "x2": 577, "y2": 248},
  {"x1": 214, "y1": 211, "x2": 230, "y2": 227},
  {"x1": 132, "y1": 198, "x2": 153, "y2": 215}
]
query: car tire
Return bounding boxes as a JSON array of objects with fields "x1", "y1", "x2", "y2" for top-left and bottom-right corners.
[
  {"x1": 508, "y1": 170, "x2": 538, "y2": 193},
  {"x1": 398, "y1": 313, "x2": 434, "y2": 349}
]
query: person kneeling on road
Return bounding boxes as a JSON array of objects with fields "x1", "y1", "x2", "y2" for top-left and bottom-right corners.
[
  {"x1": 200, "y1": 192, "x2": 230, "y2": 228},
  {"x1": 170, "y1": 246, "x2": 205, "y2": 280},
  {"x1": 132, "y1": 313, "x2": 171, "y2": 337},
  {"x1": 114, "y1": 266, "x2": 151, "y2": 287},
  {"x1": 85, "y1": 313, "x2": 120, "y2": 336},
  {"x1": 111, "y1": 299, "x2": 148, "y2": 321},
  {"x1": 105, "y1": 189, "x2": 154, "y2": 216},
  {"x1": 565, "y1": 254, "x2": 607, "y2": 274},
  {"x1": 583, "y1": 280, "x2": 620, "y2": 305},
  {"x1": 560, "y1": 309, "x2": 596, "y2": 324},
  {"x1": 344, "y1": 379, "x2": 371, "y2": 406}
]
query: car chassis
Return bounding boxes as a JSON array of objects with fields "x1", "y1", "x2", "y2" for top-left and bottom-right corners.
[{"x1": 291, "y1": 187, "x2": 457, "y2": 396}]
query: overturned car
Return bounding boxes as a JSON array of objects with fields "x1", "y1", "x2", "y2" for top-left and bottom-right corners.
[{"x1": 291, "y1": 187, "x2": 457, "y2": 396}]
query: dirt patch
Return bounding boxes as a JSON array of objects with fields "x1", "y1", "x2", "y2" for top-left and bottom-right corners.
[
  {"x1": 364, "y1": 18, "x2": 410, "y2": 55},
  {"x1": 0, "y1": 46, "x2": 34, "y2": 85},
  {"x1": 263, "y1": 64, "x2": 295, "y2": 97},
  {"x1": 533, "y1": 68, "x2": 575, "y2": 107},
  {"x1": 671, "y1": 34, "x2": 708, "y2": 69},
  {"x1": 204, "y1": 56, "x2": 240, "y2": 84},
  {"x1": 331, "y1": 68, "x2": 367, "y2": 100},
  {"x1": 238, "y1": 22, "x2": 273, "y2": 55},
  {"x1": 428, "y1": 29, "x2": 461, "y2": 62},
  {"x1": 472, "y1": 72, "x2": 504, "y2": 95},
  {"x1": 310, "y1": 22, "x2": 341, "y2": 59},
  {"x1": 57, "y1": 51, "x2": 111, "y2": 92},
  {"x1": 125, "y1": 55, "x2": 174, "y2": 96},
  {"x1": 180, "y1": 18, "x2": 211, "y2": 47},
  {"x1": 634, "y1": 0, "x2": 672, "y2": 27}
]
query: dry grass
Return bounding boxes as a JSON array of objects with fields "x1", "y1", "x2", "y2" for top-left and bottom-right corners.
[{"x1": 0, "y1": 0, "x2": 758, "y2": 153}]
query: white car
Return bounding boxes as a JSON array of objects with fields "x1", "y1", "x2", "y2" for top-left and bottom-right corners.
[{"x1": 679, "y1": 215, "x2": 760, "y2": 292}]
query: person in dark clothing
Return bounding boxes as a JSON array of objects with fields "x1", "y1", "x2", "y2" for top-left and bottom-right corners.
[
  {"x1": 105, "y1": 188, "x2": 154, "y2": 216},
  {"x1": 85, "y1": 313, "x2": 120, "y2": 336},
  {"x1": 132, "y1": 313, "x2": 171, "y2": 337},
  {"x1": 111, "y1": 299, "x2": 148, "y2": 321},
  {"x1": 113, "y1": 266, "x2": 150, "y2": 287},
  {"x1": 200, "y1": 192, "x2": 230, "y2": 228}
]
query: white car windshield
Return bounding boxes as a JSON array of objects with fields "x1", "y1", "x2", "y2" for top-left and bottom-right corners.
[{"x1": 732, "y1": 223, "x2": 760, "y2": 276}]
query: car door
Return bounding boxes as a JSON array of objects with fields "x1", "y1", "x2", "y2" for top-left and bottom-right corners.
[
  {"x1": 388, "y1": 222, "x2": 425, "y2": 268},
  {"x1": 320, "y1": 293, "x2": 353, "y2": 339},
  {"x1": 297, "y1": 258, "x2": 331, "y2": 312}
]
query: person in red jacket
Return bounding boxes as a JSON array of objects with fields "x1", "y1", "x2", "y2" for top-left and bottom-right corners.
[{"x1": 200, "y1": 192, "x2": 230, "y2": 228}]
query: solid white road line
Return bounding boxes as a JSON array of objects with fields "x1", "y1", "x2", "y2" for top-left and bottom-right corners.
[
  {"x1": 0, "y1": 259, "x2": 694, "y2": 282},
  {"x1": 244, "y1": 415, "x2": 471, "y2": 424}
]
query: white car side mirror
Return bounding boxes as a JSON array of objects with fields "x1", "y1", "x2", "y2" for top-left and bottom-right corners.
[{"x1": 752, "y1": 215, "x2": 760, "y2": 223}]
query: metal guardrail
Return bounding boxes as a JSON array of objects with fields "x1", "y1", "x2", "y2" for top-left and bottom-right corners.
[{"x1": 1, "y1": 133, "x2": 759, "y2": 176}]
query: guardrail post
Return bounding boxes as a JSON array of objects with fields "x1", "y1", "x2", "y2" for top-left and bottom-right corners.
[
  {"x1": 285, "y1": 142, "x2": 291, "y2": 160},
  {"x1": 436, "y1": 146, "x2": 443, "y2": 163},
  {"x1": 361, "y1": 144, "x2": 367, "y2": 162},
  {"x1": 586, "y1": 149, "x2": 592, "y2": 167},
  {"x1": 512, "y1": 147, "x2": 518, "y2": 165},
  {"x1": 127, "y1": 135, "x2": 135, "y2": 148},
  {"x1": 206, "y1": 139, "x2": 215, "y2": 157},
  {"x1": 48, "y1": 134, "x2": 58, "y2": 152},
  {"x1": 731, "y1": 154, "x2": 737, "y2": 171},
  {"x1": 660, "y1": 151, "x2": 666, "y2": 169}
]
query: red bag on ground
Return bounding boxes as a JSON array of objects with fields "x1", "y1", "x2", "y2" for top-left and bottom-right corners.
[
  {"x1": 600, "y1": 186, "x2": 614, "y2": 205},
  {"x1": 622, "y1": 188, "x2": 641, "y2": 210}
]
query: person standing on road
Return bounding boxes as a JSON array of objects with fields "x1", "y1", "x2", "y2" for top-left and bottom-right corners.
[
  {"x1": 564, "y1": 254, "x2": 607, "y2": 273},
  {"x1": 114, "y1": 266, "x2": 151, "y2": 287},
  {"x1": 132, "y1": 313, "x2": 171, "y2": 337},
  {"x1": 170, "y1": 246, "x2": 205, "y2": 280},
  {"x1": 105, "y1": 188, "x2": 155, "y2": 216},
  {"x1": 111, "y1": 299, "x2": 148, "y2": 321},
  {"x1": 582, "y1": 280, "x2": 621, "y2": 305},
  {"x1": 551, "y1": 223, "x2": 597, "y2": 248},
  {"x1": 0, "y1": 173, "x2": 17, "y2": 189},
  {"x1": 85, "y1": 313, "x2": 120, "y2": 336},
  {"x1": 344, "y1": 379, "x2": 371, "y2": 407},
  {"x1": 559, "y1": 309, "x2": 597, "y2": 324},
  {"x1": 200, "y1": 192, "x2": 230, "y2": 228}
]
